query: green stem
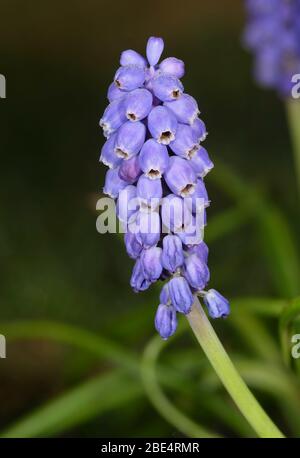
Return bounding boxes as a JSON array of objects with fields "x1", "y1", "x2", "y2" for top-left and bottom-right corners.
[
  {"x1": 186, "y1": 298, "x2": 285, "y2": 438},
  {"x1": 286, "y1": 99, "x2": 300, "y2": 196},
  {"x1": 141, "y1": 335, "x2": 220, "y2": 438}
]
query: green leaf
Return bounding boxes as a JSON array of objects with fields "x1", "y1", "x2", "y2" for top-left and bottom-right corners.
[
  {"x1": 286, "y1": 99, "x2": 300, "y2": 195},
  {"x1": 279, "y1": 296, "x2": 300, "y2": 365},
  {"x1": 206, "y1": 205, "x2": 251, "y2": 243},
  {"x1": 141, "y1": 334, "x2": 220, "y2": 438},
  {"x1": 1, "y1": 370, "x2": 142, "y2": 438},
  {"x1": 0, "y1": 320, "x2": 138, "y2": 373},
  {"x1": 256, "y1": 205, "x2": 300, "y2": 298},
  {"x1": 212, "y1": 160, "x2": 300, "y2": 298}
]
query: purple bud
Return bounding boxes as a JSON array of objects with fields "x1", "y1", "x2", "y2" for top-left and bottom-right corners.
[
  {"x1": 120, "y1": 49, "x2": 147, "y2": 68},
  {"x1": 169, "y1": 123, "x2": 200, "y2": 159},
  {"x1": 107, "y1": 82, "x2": 126, "y2": 102},
  {"x1": 191, "y1": 118, "x2": 208, "y2": 142},
  {"x1": 152, "y1": 74, "x2": 184, "y2": 102},
  {"x1": 103, "y1": 167, "x2": 127, "y2": 198},
  {"x1": 100, "y1": 98, "x2": 127, "y2": 137},
  {"x1": 100, "y1": 133, "x2": 122, "y2": 169},
  {"x1": 203, "y1": 289, "x2": 230, "y2": 319},
  {"x1": 139, "y1": 139, "x2": 169, "y2": 179},
  {"x1": 133, "y1": 210, "x2": 161, "y2": 248},
  {"x1": 118, "y1": 155, "x2": 142, "y2": 184},
  {"x1": 164, "y1": 94, "x2": 199, "y2": 125},
  {"x1": 189, "y1": 146, "x2": 214, "y2": 178},
  {"x1": 177, "y1": 214, "x2": 204, "y2": 246},
  {"x1": 164, "y1": 156, "x2": 197, "y2": 197},
  {"x1": 141, "y1": 246, "x2": 163, "y2": 281},
  {"x1": 187, "y1": 179, "x2": 210, "y2": 213},
  {"x1": 155, "y1": 304, "x2": 177, "y2": 339},
  {"x1": 124, "y1": 88, "x2": 153, "y2": 121},
  {"x1": 160, "y1": 283, "x2": 170, "y2": 304},
  {"x1": 183, "y1": 253, "x2": 210, "y2": 290},
  {"x1": 116, "y1": 185, "x2": 138, "y2": 223},
  {"x1": 114, "y1": 65, "x2": 145, "y2": 91},
  {"x1": 137, "y1": 174, "x2": 162, "y2": 211},
  {"x1": 114, "y1": 121, "x2": 146, "y2": 160},
  {"x1": 187, "y1": 241, "x2": 209, "y2": 264},
  {"x1": 161, "y1": 194, "x2": 192, "y2": 232},
  {"x1": 146, "y1": 37, "x2": 164, "y2": 66},
  {"x1": 130, "y1": 258, "x2": 151, "y2": 292},
  {"x1": 148, "y1": 106, "x2": 178, "y2": 145},
  {"x1": 124, "y1": 231, "x2": 142, "y2": 259},
  {"x1": 161, "y1": 235, "x2": 184, "y2": 273},
  {"x1": 168, "y1": 276, "x2": 194, "y2": 314},
  {"x1": 159, "y1": 57, "x2": 185, "y2": 79}
]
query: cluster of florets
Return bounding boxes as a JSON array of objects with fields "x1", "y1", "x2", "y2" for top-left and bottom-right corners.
[
  {"x1": 100, "y1": 37, "x2": 230, "y2": 339},
  {"x1": 243, "y1": 0, "x2": 300, "y2": 96}
]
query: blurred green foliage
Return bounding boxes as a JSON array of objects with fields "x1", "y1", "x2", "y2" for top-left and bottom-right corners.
[{"x1": 0, "y1": 0, "x2": 300, "y2": 438}]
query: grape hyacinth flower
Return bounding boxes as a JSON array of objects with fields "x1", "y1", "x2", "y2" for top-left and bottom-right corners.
[
  {"x1": 243, "y1": 0, "x2": 300, "y2": 97},
  {"x1": 99, "y1": 37, "x2": 230, "y2": 340}
]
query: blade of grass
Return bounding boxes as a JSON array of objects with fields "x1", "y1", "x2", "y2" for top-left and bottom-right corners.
[
  {"x1": 205, "y1": 205, "x2": 251, "y2": 243},
  {"x1": 256, "y1": 205, "x2": 300, "y2": 298},
  {"x1": 286, "y1": 99, "x2": 300, "y2": 196},
  {"x1": 212, "y1": 160, "x2": 300, "y2": 298},
  {"x1": 1, "y1": 320, "x2": 138, "y2": 373},
  {"x1": 141, "y1": 334, "x2": 220, "y2": 438},
  {"x1": 279, "y1": 296, "x2": 300, "y2": 365},
  {"x1": 1, "y1": 370, "x2": 142, "y2": 438}
]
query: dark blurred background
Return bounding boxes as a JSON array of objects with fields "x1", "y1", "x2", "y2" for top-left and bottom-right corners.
[{"x1": 0, "y1": 0, "x2": 299, "y2": 437}]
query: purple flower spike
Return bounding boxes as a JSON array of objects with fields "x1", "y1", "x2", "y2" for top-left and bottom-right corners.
[
  {"x1": 146, "y1": 37, "x2": 164, "y2": 66},
  {"x1": 203, "y1": 289, "x2": 230, "y2": 319},
  {"x1": 99, "y1": 37, "x2": 230, "y2": 338},
  {"x1": 124, "y1": 232, "x2": 142, "y2": 259},
  {"x1": 114, "y1": 121, "x2": 146, "y2": 160},
  {"x1": 161, "y1": 235, "x2": 184, "y2": 273},
  {"x1": 114, "y1": 65, "x2": 145, "y2": 91},
  {"x1": 189, "y1": 146, "x2": 214, "y2": 178},
  {"x1": 130, "y1": 258, "x2": 151, "y2": 292},
  {"x1": 134, "y1": 210, "x2": 161, "y2": 249},
  {"x1": 107, "y1": 82, "x2": 126, "y2": 102},
  {"x1": 152, "y1": 74, "x2": 184, "y2": 102},
  {"x1": 100, "y1": 133, "x2": 122, "y2": 169},
  {"x1": 139, "y1": 139, "x2": 169, "y2": 179},
  {"x1": 124, "y1": 88, "x2": 153, "y2": 122},
  {"x1": 99, "y1": 98, "x2": 127, "y2": 137},
  {"x1": 155, "y1": 304, "x2": 177, "y2": 340},
  {"x1": 141, "y1": 246, "x2": 163, "y2": 282},
  {"x1": 103, "y1": 167, "x2": 127, "y2": 199},
  {"x1": 164, "y1": 94, "x2": 199, "y2": 125},
  {"x1": 168, "y1": 276, "x2": 194, "y2": 314},
  {"x1": 137, "y1": 174, "x2": 162, "y2": 210},
  {"x1": 164, "y1": 156, "x2": 196, "y2": 197},
  {"x1": 120, "y1": 49, "x2": 147, "y2": 68},
  {"x1": 159, "y1": 57, "x2": 185, "y2": 79},
  {"x1": 183, "y1": 253, "x2": 210, "y2": 290},
  {"x1": 118, "y1": 155, "x2": 142, "y2": 184},
  {"x1": 148, "y1": 106, "x2": 178, "y2": 145},
  {"x1": 191, "y1": 118, "x2": 208, "y2": 142},
  {"x1": 243, "y1": 0, "x2": 300, "y2": 97},
  {"x1": 169, "y1": 123, "x2": 200, "y2": 159}
]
